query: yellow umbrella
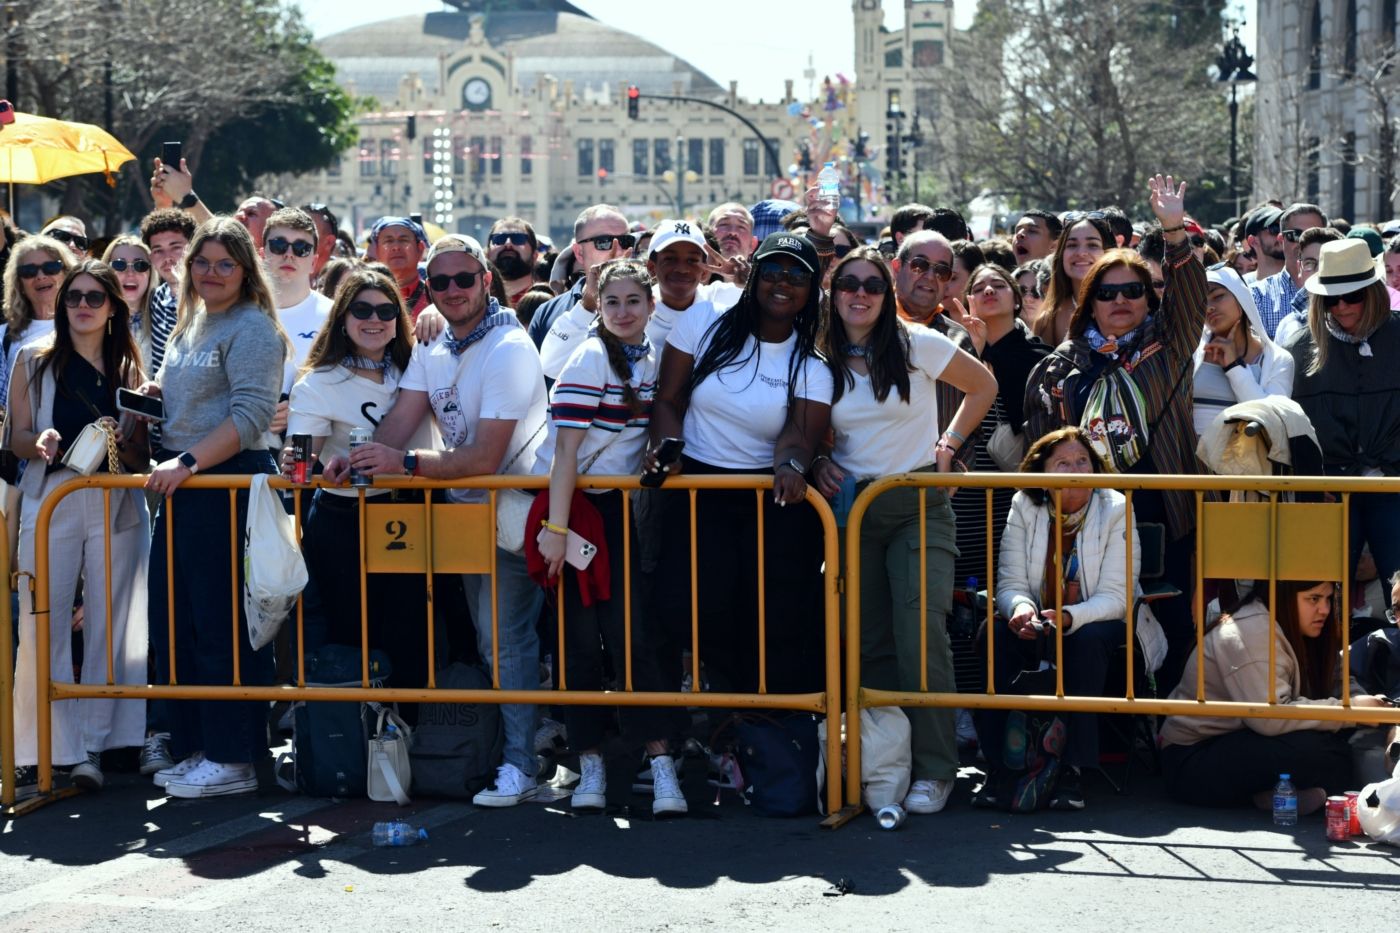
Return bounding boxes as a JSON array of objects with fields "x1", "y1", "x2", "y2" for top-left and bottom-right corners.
[
  {"x1": 421, "y1": 220, "x2": 448, "y2": 243},
  {"x1": 0, "y1": 110, "x2": 136, "y2": 214}
]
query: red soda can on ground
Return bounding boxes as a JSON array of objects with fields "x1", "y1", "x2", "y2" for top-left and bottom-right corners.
[
  {"x1": 291, "y1": 434, "x2": 312, "y2": 484},
  {"x1": 1326, "y1": 796, "x2": 1350, "y2": 841},
  {"x1": 1345, "y1": 790, "x2": 1361, "y2": 836}
]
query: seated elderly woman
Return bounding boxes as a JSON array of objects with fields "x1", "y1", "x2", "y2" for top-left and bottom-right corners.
[{"x1": 974, "y1": 426, "x2": 1166, "y2": 811}]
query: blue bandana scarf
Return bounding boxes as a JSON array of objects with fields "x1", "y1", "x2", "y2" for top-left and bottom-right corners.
[
  {"x1": 1084, "y1": 323, "x2": 1140, "y2": 359},
  {"x1": 445, "y1": 300, "x2": 518, "y2": 356}
]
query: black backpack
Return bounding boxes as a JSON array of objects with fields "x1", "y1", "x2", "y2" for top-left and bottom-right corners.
[
  {"x1": 410, "y1": 662, "x2": 504, "y2": 797},
  {"x1": 276, "y1": 646, "x2": 391, "y2": 798}
]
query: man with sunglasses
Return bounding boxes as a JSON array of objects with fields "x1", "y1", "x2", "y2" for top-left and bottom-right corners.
[
  {"x1": 370, "y1": 216, "x2": 430, "y2": 319},
  {"x1": 262, "y1": 208, "x2": 331, "y2": 395},
  {"x1": 345, "y1": 233, "x2": 547, "y2": 809},
  {"x1": 485, "y1": 217, "x2": 539, "y2": 308},
  {"x1": 1241, "y1": 204, "x2": 1285, "y2": 285},
  {"x1": 300, "y1": 204, "x2": 339, "y2": 277},
  {"x1": 1250, "y1": 202, "x2": 1327, "y2": 339},
  {"x1": 527, "y1": 203, "x2": 631, "y2": 348},
  {"x1": 40, "y1": 216, "x2": 90, "y2": 259}
]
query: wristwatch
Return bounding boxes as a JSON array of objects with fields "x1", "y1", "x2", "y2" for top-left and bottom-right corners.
[
  {"x1": 777, "y1": 457, "x2": 806, "y2": 476},
  {"x1": 178, "y1": 192, "x2": 199, "y2": 210},
  {"x1": 177, "y1": 451, "x2": 199, "y2": 474},
  {"x1": 403, "y1": 450, "x2": 418, "y2": 476}
]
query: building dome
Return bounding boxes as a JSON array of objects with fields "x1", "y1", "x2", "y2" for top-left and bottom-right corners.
[{"x1": 318, "y1": 9, "x2": 725, "y2": 104}]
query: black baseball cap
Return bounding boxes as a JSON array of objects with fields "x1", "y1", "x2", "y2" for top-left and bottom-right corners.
[
  {"x1": 1243, "y1": 206, "x2": 1283, "y2": 237},
  {"x1": 752, "y1": 231, "x2": 819, "y2": 274}
]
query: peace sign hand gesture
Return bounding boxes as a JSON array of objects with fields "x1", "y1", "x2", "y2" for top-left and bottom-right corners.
[
  {"x1": 1148, "y1": 173, "x2": 1187, "y2": 230},
  {"x1": 702, "y1": 243, "x2": 750, "y2": 287}
]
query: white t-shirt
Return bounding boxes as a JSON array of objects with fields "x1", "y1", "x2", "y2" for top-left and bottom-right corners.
[
  {"x1": 289, "y1": 365, "x2": 439, "y2": 497},
  {"x1": 531, "y1": 336, "x2": 658, "y2": 482},
  {"x1": 539, "y1": 299, "x2": 593, "y2": 381},
  {"x1": 1, "y1": 319, "x2": 55, "y2": 408},
  {"x1": 829, "y1": 325, "x2": 959, "y2": 480},
  {"x1": 278, "y1": 291, "x2": 332, "y2": 394},
  {"x1": 697, "y1": 280, "x2": 743, "y2": 310},
  {"x1": 666, "y1": 303, "x2": 833, "y2": 469},
  {"x1": 400, "y1": 316, "x2": 547, "y2": 503},
  {"x1": 646, "y1": 294, "x2": 718, "y2": 354}
]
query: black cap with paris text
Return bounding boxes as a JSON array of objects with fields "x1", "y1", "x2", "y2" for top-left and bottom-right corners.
[{"x1": 752, "y1": 231, "x2": 819, "y2": 274}]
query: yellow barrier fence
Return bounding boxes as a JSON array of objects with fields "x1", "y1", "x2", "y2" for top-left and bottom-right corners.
[
  {"x1": 1, "y1": 515, "x2": 13, "y2": 810},
  {"x1": 18, "y1": 473, "x2": 843, "y2": 817},
  {"x1": 839, "y1": 472, "x2": 1400, "y2": 822}
]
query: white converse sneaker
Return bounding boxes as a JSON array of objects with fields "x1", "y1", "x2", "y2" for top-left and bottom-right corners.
[
  {"x1": 649, "y1": 754, "x2": 687, "y2": 817},
  {"x1": 903, "y1": 778, "x2": 953, "y2": 815},
  {"x1": 570, "y1": 752, "x2": 607, "y2": 811},
  {"x1": 139, "y1": 733, "x2": 174, "y2": 775},
  {"x1": 165, "y1": 759, "x2": 258, "y2": 798},
  {"x1": 153, "y1": 752, "x2": 205, "y2": 788},
  {"x1": 472, "y1": 764, "x2": 538, "y2": 808},
  {"x1": 71, "y1": 752, "x2": 104, "y2": 791}
]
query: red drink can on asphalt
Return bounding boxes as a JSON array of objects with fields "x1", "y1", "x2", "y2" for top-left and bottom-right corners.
[
  {"x1": 1345, "y1": 791, "x2": 1361, "y2": 836},
  {"x1": 291, "y1": 434, "x2": 312, "y2": 484},
  {"x1": 1326, "y1": 796, "x2": 1350, "y2": 841}
]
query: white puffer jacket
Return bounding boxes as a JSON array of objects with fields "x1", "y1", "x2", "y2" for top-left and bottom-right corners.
[{"x1": 995, "y1": 487, "x2": 1168, "y2": 673}]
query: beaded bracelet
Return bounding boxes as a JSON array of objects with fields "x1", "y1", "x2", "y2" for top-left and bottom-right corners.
[{"x1": 540, "y1": 520, "x2": 568, "y2": 536}]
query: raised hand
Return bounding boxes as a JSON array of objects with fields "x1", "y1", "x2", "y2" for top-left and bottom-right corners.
[{"x1": 1148, "y1": 173, "x2": 1187, "y2": 229}]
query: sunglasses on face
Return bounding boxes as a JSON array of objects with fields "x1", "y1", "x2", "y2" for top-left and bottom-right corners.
[
  {"x1": 427, "y1": 271, "x2": 479, "y2": 291},
  {"x1": 48, "y1": 230, "x2": 88, "y2": 251},
  {"x1": 1322, "y1": 290, "x2": 1367, "y2": 308},
  {"x1": 191, "y1": 257, "x2": 239, "y2": 277},
  {"x1": 1262, "y1": 224, "x2": 1281, "y2": 236},
  {"x1": 18, "y1": 260, "x2": 64, "y2": 279},
  {"x1": 1151, "y1": 279, "x2": 1166, "y2": 291},
  {"x1": 832, "y1": 275, "x2": 888, "y2": 295},
  {"x1": 905, "y1": 255, "x2": 953, "y2": 282},
  {"x1": 489, "y1": 232, "x2": 531, "y2": 248},
  {"x1": 1019, "y1": 284, "x2": 1042, "y2": 298},
  {"x1": 63, "y1": 289, "x2": 107, "y2": 309},
  {"x1": 584, "y1": 234, "x2": 637, "y2": 251},
  {"x1": 108, "y1": 258, "x2": 151, "y2": 273},
  {"x1": 1281, "y1": 228, "x2": 1306, "y2": 243},
  {"x1": 267, "y1": 236, "x2": 315, "y2": 258},
  {"x1": 1189, "y1": 235, "x2": 1205, "y2": 247},
  {"x1": 347, "y1": 300, "x2": 398, "y2": 322},
  {"x1": 1093, "y1": 281, "x2": 1147, "y2": 302},
  {"x1": 756, "y1": 262, "x2": 810, "y2": 287}
]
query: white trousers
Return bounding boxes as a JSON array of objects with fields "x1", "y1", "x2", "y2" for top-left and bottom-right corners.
[{"x1": 12, "y1": 469, "x2": 149, "y2": 766}]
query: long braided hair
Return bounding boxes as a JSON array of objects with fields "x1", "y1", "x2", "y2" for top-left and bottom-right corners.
[{"x1": 593, "y1": 258, "x2": 653, "y2": 415}]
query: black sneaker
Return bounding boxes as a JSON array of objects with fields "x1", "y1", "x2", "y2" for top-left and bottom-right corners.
[
  {"x1": 1049, "y1": 767, "x2": 1085, "y2": 811},
  {"x1": 8, "y1": 766, "x2": 38, "y2": 802}
]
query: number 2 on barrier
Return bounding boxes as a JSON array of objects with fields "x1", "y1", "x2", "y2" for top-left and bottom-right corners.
[{"x1": 363, "y1": 504, "x2": 494, "y2": 574}]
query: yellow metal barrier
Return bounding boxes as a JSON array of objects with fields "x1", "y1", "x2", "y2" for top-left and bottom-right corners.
[
  {"x1": 22, "y1": 472, "x2": 843, "y2": 818},
  {"x1": 1, "y1": 512, "x2": 13, "y2": 810},
  {"x1": 840, "y1": 471, "x2": 1400, "y2": 821}
]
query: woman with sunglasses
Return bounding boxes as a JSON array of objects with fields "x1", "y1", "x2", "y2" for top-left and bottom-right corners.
[
  {"x1": 1288, "y1": 238, "x2": 1400, "y2": 587},
  {"x1": 100, "y1": 237, "x2": 155, "y2": 356},
  {"x1": 812, "y1": 246, "x2": 996, "y2": 816},
  {"x1": 284, "y1": 269, "x2": 433, "y2": 708},
  {"x1": 649, "y1": 231, "x2": 832, "y2": 700},
  {"x1": 1, "y1": 235, "x2": 75, "y2": 411},
  {"x1": 141, "y1": 217, "x2": 291, "y2": 799},
  {"x1": 1025, "y1": 175, "x2": 1208, "y2": 692},
  {"x1": 1013, "y1": 261, "x2": 1046, "y2": 322},
  {"x1": 8, "y1": 260, "x2": 150, "y2": 797},
  {"x1": 1161, "y1": 579, "x2": 1389, "y2": 811},
  {"x1": 1032, "y1": 213, "x2": 1114, "y2": 347}
]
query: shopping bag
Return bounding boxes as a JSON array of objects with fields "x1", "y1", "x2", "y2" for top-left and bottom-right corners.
[{"x1": 243, "y1": 473, "x2": 308, "y2": 650}]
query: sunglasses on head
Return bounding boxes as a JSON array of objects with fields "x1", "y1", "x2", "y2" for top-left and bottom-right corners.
[
  {"x1": 1093, "y1": 281, "x2": 1147, "y2": 302},
  {"x1": 427, "y1": 271, "x2": 479, "y2": 291},
  {"x1": 489, "y1": 232, "x2": 531, "y2": 248},
  {"x1": 1322, "y1": 289, "x2": 1367, "y2": 308},
  {"x1": 301, "y1": 203, "x2": 338, "y2": 230},
  {"x1": 832, "y1": 274, "x2": 888, "y2": 295},
  {"x1": 905, "y1": 255, "x2": 953, "y2": 282},
  {"x1": 18, "y1": 260, "x2": 64, "y2": 279},
  {"x1": 347, "y1": 300, "x2": 398, "y2": 322},
  {"x1": 48, "y1": 230, "x2": 88, "y2": 251},
  {"x1": 756, "y1": 262, "x2": 810, "y2": 287},
  {"x1": 1062, "y1": 210, "x2": 1107, "y2": 224},
  {"x1": 267, "y1": 236, "x2": 315, "y2": 258},
  {"x1": 584, "y1": 233, "x2": 637, "y2": 251},
  {"x1": 63, "y1": 289, "x2": 107, "y2": 309},
  {"x1": 108, "y1": 257, "x2": 151, "y2": 273}
]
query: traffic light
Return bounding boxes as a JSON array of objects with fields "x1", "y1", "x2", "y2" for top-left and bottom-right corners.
[
  {"x1": 886, "y1": 133, "x2": 900, "y2": 176},
  {"x1": 854, "y1": 132, "x2": 869, "y2": 160},
  {"x1": 626, "y1": 85, "x2": 639, "y2": 120},
  {"x1": 406, "y1": 114, "x2": 416, "y2": 141}
]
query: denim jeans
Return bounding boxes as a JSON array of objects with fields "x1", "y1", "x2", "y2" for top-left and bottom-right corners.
[
  {"x1": 1349, "y1": 491, "x2": 1400, "y2": 590},
  {"x1": 462, "y1": 547, "x2": 545, "y2": 779}
]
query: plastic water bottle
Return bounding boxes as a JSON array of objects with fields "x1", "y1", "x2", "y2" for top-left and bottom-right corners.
[
  {"x1": 817, "y1": 161, "x2": 841, "y2": 210},
  {"x1": 1272, "y1": 774, "x2": 1298, "y2": 826},
  {"x1": 876, "y1": 804, "x2": 906, "y2": 830},
  {"x1": 371, "y1": 821, "x2": 428, "y2": 846}
]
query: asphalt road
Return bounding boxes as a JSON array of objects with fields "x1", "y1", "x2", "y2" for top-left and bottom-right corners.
[{"x1": 2, "y1": 749, "x2": 1397, "y2": 933}]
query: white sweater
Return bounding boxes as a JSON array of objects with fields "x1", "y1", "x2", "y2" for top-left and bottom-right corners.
[{"x1": 995, "y1": 487, "x2": 1167, "y2": 672}]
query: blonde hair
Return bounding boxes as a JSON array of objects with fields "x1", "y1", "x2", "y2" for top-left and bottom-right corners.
[
  {"x1": 172, "y1": 216, "x2": 292, "y2": 357},
  {"x1": 3, "y1": 235, "x2": 74, "y2": 340},
  {"x1": 1305, "y1": 281, "x2": 1389, "y2": 375},
  {"x1": 101, "y1": 235, "x2": 155, "y2": 347}
]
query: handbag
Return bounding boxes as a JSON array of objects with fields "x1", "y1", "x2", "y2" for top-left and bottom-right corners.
[
  {"x1": 495, "y1": 420, "x2": 547, "y2": 553},
  {"x1": 367, "y1": 703, "x2": 413, "y2": 805},
  {"x1": 61, "y1": 421, "x2": 120, "y2": 476},
  {"x1": 986, "y1": 421, "x2": 1026, "y2": 473}
]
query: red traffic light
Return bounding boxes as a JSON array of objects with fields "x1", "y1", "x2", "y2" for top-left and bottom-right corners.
[
  {"x1": 627, "y1": 85, "x2": 639, "y2": 99},
  {"x1": 626, "y1": 85, "x2": 639, "y2": 120}
]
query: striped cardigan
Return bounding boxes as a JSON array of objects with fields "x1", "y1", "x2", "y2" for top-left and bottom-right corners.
[{"x1": 1023, "y1": 239, "x2": 1209, "y2": 542}]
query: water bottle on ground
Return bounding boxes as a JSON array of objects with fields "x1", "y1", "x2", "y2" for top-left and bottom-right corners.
[
  {"x1": 817, "y1": 161, "x2": 841, "y2": 210},
  {"x1": 1272, "y1": 773, "x2": 1298, "y2": 826},
  {"x1": 371, "y1": 821, "x2": 428, "y2": 846}
]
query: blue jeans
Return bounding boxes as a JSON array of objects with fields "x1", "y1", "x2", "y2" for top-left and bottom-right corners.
[
  {"x1": 1350, "y1": 491, "x2": 1400, "y2": 589},
  {"x1": 462, "y1": 547, "x2": 545, "y2": 779}
]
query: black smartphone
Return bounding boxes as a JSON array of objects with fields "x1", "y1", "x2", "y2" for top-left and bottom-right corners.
[
  {"x1": 641, "y1": 437, "x2": 685, "y2": 488},
  {"x1": 161, "y1": 140, "x2": 182, "y2": 168},
  {"x1": 116, "y1": 387, "x2": 165, "y2": 421}
]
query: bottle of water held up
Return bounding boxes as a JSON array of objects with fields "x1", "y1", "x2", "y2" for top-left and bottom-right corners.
[
  {"x1": 371, "y1": 821, "x2": 428, "y2": 847},
  {"x1": 817, "y1": 161, "x2": 841, "y2": 210},
  {"x1": 1272, "y1": 773, "x2": 1298, "y2": 826}
]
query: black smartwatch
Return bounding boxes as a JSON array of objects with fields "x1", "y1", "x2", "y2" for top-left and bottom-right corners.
[
  {"x1": 403, "y1": 450, "x2": 418, "y2": 476},
  {"x1": 177, "y1": 451, "x2": 199, "y2": 474},
  {"x1": 178, "y1": 192, "x2": 199, "y2": 210}
]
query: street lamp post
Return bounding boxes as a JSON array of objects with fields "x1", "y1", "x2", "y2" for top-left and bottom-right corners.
[
  {"x1": 675, "y1": 133, "x2": 685, "y2": 220},
  {"x1": 1216, "y1": 27, "x2": 1256, "y2": 217}
]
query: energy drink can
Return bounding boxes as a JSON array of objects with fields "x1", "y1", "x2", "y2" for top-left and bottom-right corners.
[
  {"x1": 349, "y1": 427, "x2": 374, "y2": 487},
  {"x1": 291, "y1": 434, "x2": 312, "y2": 484}
]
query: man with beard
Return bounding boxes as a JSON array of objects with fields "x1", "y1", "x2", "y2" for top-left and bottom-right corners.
[
  {"x1": 487, "y1": 217, "x2": 539, "y2": 307},
  {"x1": 1249, "y1": 202, "x2": 1327, "y2": 338},
  {"x1": 1011, "y1": 209, "x2": 1061, "y2": 263},
  {"x1": 369, "y1": 216, "x2": 430, "y2": 318},
  {"x1": 1241, "y1": 205, "x2": 1284, "y2": 285}
]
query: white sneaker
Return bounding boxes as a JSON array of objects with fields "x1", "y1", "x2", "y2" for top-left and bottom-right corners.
[
  {"x1": 139, "y1": 733, "x2": 174, "y2": 776},
  {"x1": 903, "y1": 778, "x2": 953, "y2": 815},
  {"x1": 165, "y1": 759, "x2": 258, "y2": 798},
  {"x1": 570, "y1": 752, "x2": 607, "y2": 811},
  {"x1": 71, "y1": 752, "x2": 103, "y2": 791},
  {"x1": 649, "y1": 754, "x2": 688, "y2": 817},
  {"x1": 153, "y1": 752, "x2": 205, "y2": 788},
  {"x1": 472, "y1": 764, "x2": 538, "y2": 808}
]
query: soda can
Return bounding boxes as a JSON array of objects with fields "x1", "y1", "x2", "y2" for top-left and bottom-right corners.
[
  {"x1": 348, "y1": 427, "x2": 374, "y2": 487},
  {"x1": 875, "y1": 804, "x2": 905, "y2": 831},
  {"x1": 1325, "y1": 796, "x2": 1350, "y2": 841},
  {"x1": 290, "y1": 434, "x2": 312, "y2": 484},
  {"x1": 1345, "y1": 790, "x2": 1361, "y2": 836}
]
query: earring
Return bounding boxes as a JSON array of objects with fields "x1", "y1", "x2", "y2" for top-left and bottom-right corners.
[{"x1": 106, "y1": 317, "x2": 112, "y2": 335}]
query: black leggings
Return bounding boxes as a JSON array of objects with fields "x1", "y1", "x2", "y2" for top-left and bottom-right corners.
[{"x1": 1162, "y1": 728, "x2": 1355, "y2": 807}]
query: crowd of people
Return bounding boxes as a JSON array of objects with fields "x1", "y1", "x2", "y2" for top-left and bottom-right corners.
[{"x1": 2, "y1": 156, "x2": 1397, "y2": 824}]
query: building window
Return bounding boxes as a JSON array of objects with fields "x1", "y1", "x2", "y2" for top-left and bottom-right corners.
[
  {"x1": 422, "y1": 137, "x2": 433, "y2": 176},
  {"x1": 743, "y1": 138, "x2": 759, "y2": 176},
  {"x1": 327, "y1": 154, "x2": 342, "y2": 178},
  {"x1": 633, "y1": 138, "x2": 649, "y2": 176},
  {"x1": 1307, "y1": 2, "x2": 1322, "y2": 90},
  {"x1": 598, "y1": 138, "x2": 615, "y2": 174},
  {"x1": 380, "y1": 139, "x2": 396, "y2": 177},
  {"x1": 470, "y1": 135, "x2": 486, "y2": 178},
  {"x1": 1341, "y1": 131, "x2": 1357, "y2": 220},
  {"x1": 360, "y1": 142, "x2": 376, "y2": 177},
  {"x1": 521, "y1": 135, "x2": 533, "y2": 176},
  {"x1": 1385, "y1": 0, "x2": 1397, "y2": 47},
  {"x1": 577, "y1": 139, "x2": 594, "y2": 176},
  {"x1": 912, "y1": 40, "x2": 944, "y2": 68},
  {"x1": 654, "y1": 138, "x2": 672, "y2": 174},
  {"x1": 1343, "y1": 0, "x2": 1357, "y2": 78},
  {"x1": 490, "y1": 136, "x2": 503, "y2": 176},
  {"x1": 709, "y1": 138, "x2": 725, "y2": 176},
  {"x1": 687, "y1": 138, "x2": 704, "y2": 175},
  {"x1": 884, "y1": 48, "x2": 903, "y2": 68},
  {"x1": 453, "y1": 136, "x2": 466, "y2": 176},
  {"x1": 1306, "y1": 136, "x2": 1321, "y2": 202}
]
